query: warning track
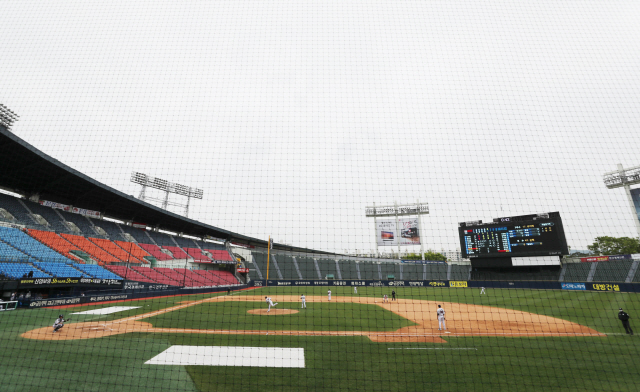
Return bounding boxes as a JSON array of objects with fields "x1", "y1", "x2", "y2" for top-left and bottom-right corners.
[{"x1": 22, "y1": 295, "x2": 604, "y2": 343}]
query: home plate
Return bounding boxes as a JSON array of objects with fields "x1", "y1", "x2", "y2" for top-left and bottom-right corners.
[
  {"x1": 71, "y1": 306, "x2": 140, "y2": 315},
  {"x1": 145, "y1": 346, "x2": 305, "y2": 368}
]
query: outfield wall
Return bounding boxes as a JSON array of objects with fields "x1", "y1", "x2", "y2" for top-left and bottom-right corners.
[{"x1": 251, "y1": 279, "x2": 640, "y2": 293}]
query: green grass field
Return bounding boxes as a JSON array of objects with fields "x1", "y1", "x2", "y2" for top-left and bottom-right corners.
[{"x1": 1, "y1": 286, "x2": 638, "y2": 391}]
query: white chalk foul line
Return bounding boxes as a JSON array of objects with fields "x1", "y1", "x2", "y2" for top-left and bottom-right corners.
[{"x1": 388, "y1": 348, "x2": 478, "y2": 350}]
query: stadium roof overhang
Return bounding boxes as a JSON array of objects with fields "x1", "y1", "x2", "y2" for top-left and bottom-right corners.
[{"x1": 0, "y1": 125, "x2": 332, "y2": 255}]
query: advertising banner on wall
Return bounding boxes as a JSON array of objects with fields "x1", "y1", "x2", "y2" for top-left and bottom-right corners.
[{"x1": 376, "y1": 218, "x2": 420, "y2": 246}]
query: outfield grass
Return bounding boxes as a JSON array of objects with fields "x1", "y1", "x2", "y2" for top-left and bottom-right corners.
[{"x1": 0, "y1": 287, "x2": 638, "y2": 391}]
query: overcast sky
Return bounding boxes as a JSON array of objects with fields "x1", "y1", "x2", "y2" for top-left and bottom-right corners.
[{"x1": 1, "y1": 1, "x2": 639, "y2": 254}]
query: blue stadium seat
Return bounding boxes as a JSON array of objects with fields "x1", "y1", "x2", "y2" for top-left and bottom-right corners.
[
  {"x1": 0, "y1": 227, "x2": 75, "y2": 263},
  {"x1": 73, "y1": 264, "x2": 123, "y2": 280},
  {"x1": 0, "y1": 262, "x2": 51, "y2": 279},
  {"x1": 34, "y1": 262, "x2": 88, "y2": 278}
]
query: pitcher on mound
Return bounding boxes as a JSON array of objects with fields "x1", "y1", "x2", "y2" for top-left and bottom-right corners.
[{"x1": 265, "y1": 297, "x2": 278, "y2": 312}]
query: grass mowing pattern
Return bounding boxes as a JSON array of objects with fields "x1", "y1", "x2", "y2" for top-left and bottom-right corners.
[{"x1": 1, "y1": 287, "x2": 638, "y2": 391}]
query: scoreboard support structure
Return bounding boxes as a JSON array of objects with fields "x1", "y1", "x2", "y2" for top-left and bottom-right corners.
[{"x1": 603, "y1": 163, "x2": 640, "y2": 240}]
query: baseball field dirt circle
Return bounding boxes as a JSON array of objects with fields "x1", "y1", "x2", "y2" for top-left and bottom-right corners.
[{"x1": 247, "y1": 309, "x2": 299, "y2": 315}]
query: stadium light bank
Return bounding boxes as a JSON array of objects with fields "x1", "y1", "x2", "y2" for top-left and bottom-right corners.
[
  {"x1": 131, "y1": 171, "x2": 203, "y2": 218},
  {"x1": 603, "y1": 163, "x2": 640, "y2": 239}
]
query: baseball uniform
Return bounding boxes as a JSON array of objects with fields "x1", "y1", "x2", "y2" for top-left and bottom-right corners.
[
  {"x1": 328, "y1": 290, "x2": 331, "y2": 301},
  {"x1": 437, "y1": 306, "x2": 446, "y2": 330},
  {"x1": 301, "y1": 295, "x2": 306, "y2": 308}
]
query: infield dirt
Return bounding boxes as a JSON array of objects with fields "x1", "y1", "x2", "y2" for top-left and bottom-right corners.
[{"x1": 22, "y1": 295, "x2": 604, "y2": 343}]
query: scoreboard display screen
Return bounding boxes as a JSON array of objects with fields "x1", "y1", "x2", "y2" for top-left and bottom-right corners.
[{"x1": 459, "y1": 212, "x2": 569, "y2": 259}]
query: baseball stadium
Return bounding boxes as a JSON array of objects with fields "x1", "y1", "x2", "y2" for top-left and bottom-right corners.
[{"x1": 1, "y1": 1, "x2": 640, "y2": 391}]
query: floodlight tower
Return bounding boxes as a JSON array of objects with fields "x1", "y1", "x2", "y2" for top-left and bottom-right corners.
[
  {"x1": 0, "y1": 104, "x2": 19, "y2": 131},
  {"x1": 603, "y1": 163, "x2": 640, "y2": 239},
  {"x1": 131, "y1": 172, "x2": 203, "y2": 218}
]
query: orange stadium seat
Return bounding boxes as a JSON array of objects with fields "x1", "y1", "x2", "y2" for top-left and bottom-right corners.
[
  {"x1": 28, "y1": 229, "x2": 84, "y2": 262},
  {"x1": 115, "y1": 241, "x2": 152, "y2": 263},
  {"x1": 60, "y1": 233, "x2": 120, "y2": 264},
  {"x1": 90, "y1": 238, "x2": 142, "y2": 263}
]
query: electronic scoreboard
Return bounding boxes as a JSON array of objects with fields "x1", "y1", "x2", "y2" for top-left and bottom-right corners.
[{"x1": 458, "y1": 212, "x2": 569, "y2": 259}]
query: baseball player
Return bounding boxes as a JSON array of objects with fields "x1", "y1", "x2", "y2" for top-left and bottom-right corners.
[
  {"x1": 383, "y1": 294, "x2": 388, "y2": 303},
  {"x1": 301, "y1": 294, "x2": 306, "y2": 309},
  {"x1": 265, "y1": 296, "x2": 278, "y2": 312},
  {"x1": 353, "y1": 286, "x2": 357, "y2": 294},
  {"x1": 328, "y1": 290, "x2": 331, "y2": 301},
  {"x1": 437, "y1": 305, "x2": 446, "y2": 331},
  {"x1": 53, "y1": 314, "x2": 67, "y2": 333},
  {"x1": 618, "y1": 308, "x2": 633, "y2": 335},
  {"x1": 480, "y1": 287, "x2": 486, "y2": 295}
]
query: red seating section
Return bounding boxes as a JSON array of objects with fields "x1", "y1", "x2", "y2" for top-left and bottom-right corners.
[
  {"x1": 61, "y1": 233, "x2": 120, "y2": 264},
  {"x1": 115, "y1": 241, "x2": 151, "y2": 263},
  {"x1": 162, "y1": 246, "x2": 189, "y2": 259},
  {"x1": 137, "y1": 243, "x2": 174, "y2": 261},
  {"x1": 154, "y1": 267, "x2": 188, "y2": 285},
  {"x1": 28, "y1": 229, "x2": 83, "y2": 261},
  {"x1": 211, "y1": 270, "x2": 239, "y2": 284},
  {"x1": 105, "y1": 265, "x2": 155, "y2": 283},
  {"x1": 131, "y1": 266, "x2": 182, "y2": 286},
  {"x1": 194, "y1": 269, "x2": 227, "y2": 285},
  {"x1": 174, "y1": 268, "x2": 214, "y2": 286},
  {"x1": 206, "y1": 249, "x2": 234, "y2": 262},
  {"x1": 91, "y1": 238, "x2": 143, "y2": 263},
  {"x1": 183, "y1": 247, "x2": 211, "y2": 262}
]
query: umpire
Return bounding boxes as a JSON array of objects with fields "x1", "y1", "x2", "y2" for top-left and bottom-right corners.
[{"x1": 618, "y1": 308, "x2": 633, "y2": 335}]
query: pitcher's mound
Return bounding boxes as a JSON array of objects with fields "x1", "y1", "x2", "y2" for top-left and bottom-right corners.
[{"x1": 248, "y1": 309, "x2": 299, "y2": 315}]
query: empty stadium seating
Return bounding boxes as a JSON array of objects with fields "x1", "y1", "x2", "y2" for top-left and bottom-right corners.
[
  {"x1": 174, "y1": 268, "x2": 212, "y2": 286},
  {"x1": 162, "y1": 245, "x2": 189, "y2": 259},
  {"x1": 24, "y1": 201, "x2": 69, "y2": 233},
  {"x1": 0, "y1": 193, "x2": 39, "y2": 227},
  {"x1": 562, "y1": 263, "x2": 592, "y2": 282},
  {"x1": 131, "y1": 266, "x2": 182, "y2": 286},
  {"x1": 0, "y1": 242, "x2": 37, "y2": 263},
  {"x1": 90, "y1": 238, "x2": 143, "y2": 263},
  {"x1": 206, "y1": 249, "x2": 233, "y2": 262},
  {"x1": 193, "y1": 269, "x2": 227, "y2": 285},
  {"x1": 401, "y1": 263, "x2": 423, "y2": 280},
  {"x1": 183, "y1": 247, "x2": 211, "y2": 262},
  {"x1": 35, "y1": 262, "x2": 87, "y2": 278},
  {"x1": 105, "y1": 265, "x2": 155, "y2": 282},
  {"x1": 592, "y1": 260, "x2": 633, "y2": 282},
  {"x1": 210, "y1": 270, "x2": 238, "y2": 284},
  {"x1": 119, "y1": 225, "x2": 152, "y2": 243},
  {"x1": 74, "y1": 264, "x2": 123, "y2": 280},
  {"x1": 56, "y1": 210, "x2": 98, "y2": 236},
  {"x1": 115, "y1": 241, "x2": 151, "y2": 263},
  {"x1": 61, "y1": 233, "x2": 120, "y2": 264},
  {"x1": 0, "y1": 262, "x2": 50, "y2": 279},
  {"x1": 0, "y1": 227, "x2": 75, "y2": 263},
  {"x1": 28, "y1": 229, "x2": 85, "y2": 262},
  {"x1": 138, "y1": 243, "x2": 174, "y2": 261},
  {"x1": 155, "y1": 267, "x2": 189, "y2": 285},
  {"x1": 91, "y1": 219, "x2": 126, "y2": 239}
]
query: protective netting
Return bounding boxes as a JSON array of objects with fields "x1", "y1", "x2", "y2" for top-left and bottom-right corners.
[{"x1": 0, "y1": 1, "x2": 639, "y2": 391}]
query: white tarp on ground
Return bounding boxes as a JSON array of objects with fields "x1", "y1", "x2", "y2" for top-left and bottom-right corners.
[
  {"x1": 71, "y1": 306, "x2": 140, "y2": 315},
  {"x1": 145, "y1": 346, "x2": 305, "y2": 368}
]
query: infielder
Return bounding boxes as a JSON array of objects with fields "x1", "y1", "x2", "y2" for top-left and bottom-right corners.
[
  {"x1": 328, "y1": 290, "x2": 331, "y2": 301},
  {"x1": 265, "y1": 296, "x2": 278, "y2": 312},
  {"x1": 480, "y1": 287, "x2": 486, "y2": 295},
  {"x1": 353, "y1": 286, "x2": 357, "y2": 294},
  {"x1": 53, "y1": 314, "x2": 67, "y2": 333},
  {"x1": 437, "y1": 305, "x2": 446, "y2": 330},
  {"x1": 301, "y1": 294, "x2": 306, "y2": 309},
  {"x1": 383, "y1": 294, "x2": 388, "y2": 303}
]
